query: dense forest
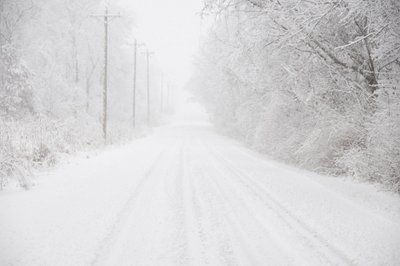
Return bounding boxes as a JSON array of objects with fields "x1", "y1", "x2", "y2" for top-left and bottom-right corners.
[
  {"x1": 0, "y1": 0, "x2": 165, "y2": 189},
  {"x1": 191, "y1": 0, "x2": 400, "y2": 192}
]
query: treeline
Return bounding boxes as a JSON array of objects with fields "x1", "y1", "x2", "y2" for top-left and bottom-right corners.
[
  {"x1": 0, "y1": 0, "x2": 151, "y2": 189},
  {"x1": 191, "y1": 0, "x2": 400, "y2": 192}
]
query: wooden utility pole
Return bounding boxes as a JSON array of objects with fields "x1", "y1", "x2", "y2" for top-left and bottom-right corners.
[
  {"x1": 167, "y1": 82, "x2": 171, "y2": 112},
  {"x1": 132, "y1": 40, "x2": 138, "y2": 129},
  {"x1": 144, "y1": 49, "x2": 154, "y2": 126},
  {"x1": 91, "y1": 6, "x2": 120, "y2": 143},
  {"x1": 0, "y1": 1, "x2": 4, "y2": 90},
  {"x1": 132, "y1": 40, "x2": 144, "y2": 129},
  {"x1": 160, "y1": 73, "x2": 164, "y2": 113}
]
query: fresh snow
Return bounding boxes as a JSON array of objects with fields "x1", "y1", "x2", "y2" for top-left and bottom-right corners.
[{"x1": 1, "y1": 104, "x2": 400, "y2": 266}]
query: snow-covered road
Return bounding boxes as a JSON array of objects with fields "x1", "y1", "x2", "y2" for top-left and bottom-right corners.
[{"x1": 1, "y1": 123, "x2": 400, "y2": 266}]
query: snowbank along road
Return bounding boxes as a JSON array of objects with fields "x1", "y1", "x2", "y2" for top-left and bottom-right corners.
[{"x1": 1, "y1": 122, "x2": 400, "y2": 265}]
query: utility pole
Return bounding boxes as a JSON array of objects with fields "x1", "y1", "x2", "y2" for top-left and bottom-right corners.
[
  {"x1": 144, "y1": 49, "x2": 154, "y2": 126},
  {"x1": 160, "y1": 73, "x2": 164, "y2": 113},
  {"x1": 0, "y1": 1, "x2": 4, "y2": 90},
  {"x1": 167, "y1": 82, "x2": 171, "y2": 112},
  {"x1": 132, "y1": 39, "x2": 144, "y2": 129},
  {"x1": 91, "y1": 6, "x2": 120, "y2": 143}
]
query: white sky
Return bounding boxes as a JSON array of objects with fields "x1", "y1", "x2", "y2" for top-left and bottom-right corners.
[{"x1": 116, "y1": 0, "x2": 208, "y2": 90}]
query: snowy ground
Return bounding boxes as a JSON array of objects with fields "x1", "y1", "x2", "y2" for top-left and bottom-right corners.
[{"x1": 1, "y1": 103, "x2": 400, "y2": 266}]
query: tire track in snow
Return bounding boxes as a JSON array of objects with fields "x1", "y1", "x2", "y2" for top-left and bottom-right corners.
[
  {"x1": 199, "y1": 174, "x2": 239, "y2": 266},
  {"x1": 90, "y1": 147, "x2": 171, "y2": 266},
  {"x1": 184, "y1": 137, "x2": 231, "y2": 265},
  {"x1": 208, "y1": 145, "x2": 355, "y2": 266},
  {"x1": 187, "y1": 173, "x2": 210, "y2": 265},
  {"x1": 185, "y1": 145, "x2": 211, "y2": 265},
  {"x1": 188, "y1": 142, "x2": 240, "y2": 266},
  {"x1": 177, "y1": 135, "x2": 236, "y2": 265},
  {"x1": 166, "y1": 143, "x2": 190, "y2": 265},
  {"x1": 194, "y1": 140, "x2": 292, "y2": 265}
]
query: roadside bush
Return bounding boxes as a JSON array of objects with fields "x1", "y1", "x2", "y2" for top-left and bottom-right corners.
[{"x1": 0, "y1": 116, "x2": 133, "y2": 190}]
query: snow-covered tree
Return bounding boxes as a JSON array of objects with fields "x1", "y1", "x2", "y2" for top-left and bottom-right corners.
[{"x1": 192, "y1": 0, "x2": 400, "y2": 191}]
